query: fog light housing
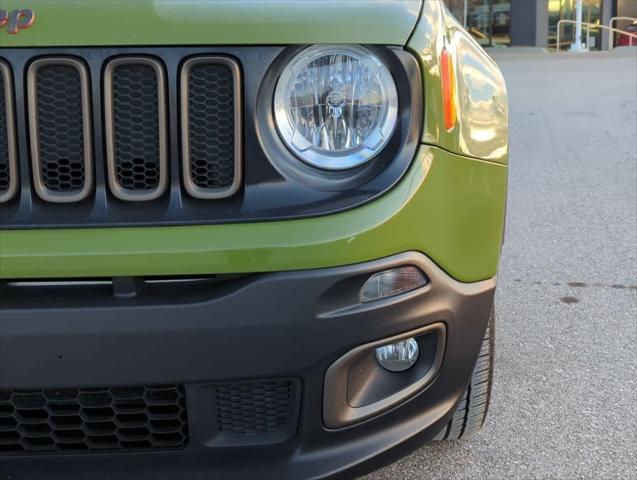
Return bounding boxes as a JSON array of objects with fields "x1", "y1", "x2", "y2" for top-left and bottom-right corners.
[
  {"x1": 375, "y1": 338, "x2": 419, "y2": 372},
  {"x1": 360, "y1": 266, "x2": 428, "y2": 303}
]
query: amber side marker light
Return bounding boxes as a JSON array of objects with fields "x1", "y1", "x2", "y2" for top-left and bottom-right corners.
[{"x1": 440, "y1": 48, "x2": 457, "y2": 131}]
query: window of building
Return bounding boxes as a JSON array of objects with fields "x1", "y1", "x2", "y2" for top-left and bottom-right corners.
[
  {"x1": 549, "y1": 0, "x2": 603, "y2": 50},
  {"x1": 444, "y1": 0, "x2": 512, "y2": 47}
]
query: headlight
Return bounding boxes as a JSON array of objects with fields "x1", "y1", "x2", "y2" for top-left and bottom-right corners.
[{"x1": 274, "y1": 45, "x2": 398, "y2": 171}]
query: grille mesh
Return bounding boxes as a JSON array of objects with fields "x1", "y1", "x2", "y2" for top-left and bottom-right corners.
[
  {"x1": 34, "y1": 64, "x2": 86, "y2": 193},
  {"x1": 111, "y1": 63, "x2": 161, "y2": 192},
  {"x1": 215, "y1": 379, "x2": 295, "y2": 437},
  {"x1": 3, "y1": 53, "x2": 242, "y2": 213},
  {"x1": 0, "y1": 70, "x2": 10, "y2": 196},
  {"x1": 0, "y1": 385, "x2": 188, "y2": 454},
  {"x1": 186, "y1": 61, "x2": 237, "y2": 193}
]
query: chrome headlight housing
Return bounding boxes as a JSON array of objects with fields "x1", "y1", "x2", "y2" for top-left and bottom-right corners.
[{"x1": 273, "y1": 45, "x2": 398, "y2": 171}]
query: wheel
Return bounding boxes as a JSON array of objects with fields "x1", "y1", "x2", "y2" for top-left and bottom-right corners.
[{"x1": 434, "y1": 307, "x2": 495, "y2": 440}]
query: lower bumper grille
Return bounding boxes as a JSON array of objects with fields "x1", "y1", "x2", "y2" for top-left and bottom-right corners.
[
  {"x1": 216, "y1": 379, "x2": 295, "y2": 434},
  {"x1": 0, "y1": 385, "x2": 188, "y2": 454},
  {"x1": 212, "y1": 379, "x2": 300, "y2": 447}
]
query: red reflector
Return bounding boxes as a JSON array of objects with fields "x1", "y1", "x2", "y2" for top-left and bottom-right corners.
[{"x1": 440, "y1": 48, "x2": 456, "y2": 131}]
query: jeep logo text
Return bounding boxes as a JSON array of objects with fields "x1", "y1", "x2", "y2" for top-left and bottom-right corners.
[{"x1": 0, "y1": 8, "x2": 36, "y2": 34}]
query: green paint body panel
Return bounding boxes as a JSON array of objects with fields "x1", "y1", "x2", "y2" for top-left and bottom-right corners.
[
  {"x1": 0, "y1": 0, "x2": 421, "y2": 47},
  {"x1": 0, "y1": 147, "x2": 506, "y2": 282},
  {"x1": 408, "y1": 0, "x2": 509, "y2": 164},
  {"x1": 0, "y1": 0, "x2": 509, "y2": 283}
]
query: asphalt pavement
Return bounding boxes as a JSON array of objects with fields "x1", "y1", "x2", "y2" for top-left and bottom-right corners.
[{"x1": 364, "y1": 48, "x2": 637, "y2": 480}]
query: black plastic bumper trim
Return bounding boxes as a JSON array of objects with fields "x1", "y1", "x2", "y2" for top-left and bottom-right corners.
[{"x1": 0, "y1": 252, "x2": 495, "y2": 479}]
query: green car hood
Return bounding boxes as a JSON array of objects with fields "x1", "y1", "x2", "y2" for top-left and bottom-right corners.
[{"x1": 0, "y1": 0, "x2": 422, "y2": 47}]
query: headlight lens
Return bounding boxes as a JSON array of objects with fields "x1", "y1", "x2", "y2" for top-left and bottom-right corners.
[{"x1": 274, "y1": 45, "x2": 398, "y2": 170}]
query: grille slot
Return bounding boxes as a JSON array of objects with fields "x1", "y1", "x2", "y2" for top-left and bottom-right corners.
[
  {"x1": 27, "y1": 57, "x2": 93, "y2": 203},
  {"x1": 2, "y1": 48, "x2": 254, "y2": 226},
  {"x1": 213, "y1": 379, "x2": 299, "y2": 446},
  {"x1": 0, "y1": 60, "x2": 18, "y2": 203},
  {"x1": 181, "y1": 56, "x2": 242, "y2": 199},
  {"x1": 0, "y1": 385, "x2": 188, "y2": 454},
  {"x1": 104, "y1": 57, "x2": 168, "y2": 201}
]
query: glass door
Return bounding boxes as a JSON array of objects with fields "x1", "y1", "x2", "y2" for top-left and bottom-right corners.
[
  {"x1": 549, "y1": 0, "x2": 603, "y2": 50},
  {"x1": 582, "y1": 0, "x2": 603, "y2": 50}
]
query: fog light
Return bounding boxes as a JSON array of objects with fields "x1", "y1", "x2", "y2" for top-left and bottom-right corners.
[
  {"x1": 360, "y1": 266, "x2": 428, "y2": 303},
  {"x1": 375, "y1": 338, "x2": 419, "y2": 372}
]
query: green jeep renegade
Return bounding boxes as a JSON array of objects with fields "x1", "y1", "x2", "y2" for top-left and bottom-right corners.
[{"x1": 0, "y1": 0, "x2": 508, "y2": 478}]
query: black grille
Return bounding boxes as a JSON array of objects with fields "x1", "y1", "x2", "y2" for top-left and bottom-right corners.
[
  {"x1": 0, "y1": 385, "x2": 188, "y2": 454},
  {"x1": 215, "y1": 379, "x2": 297, "y2": 439},
  {"x1": 1, "y1": 46, "x2": 418, "y2": 228},
  {"x1": 188, "y1": 64, "x2": 235, "y2": 189},
  {"x1": 33, "y1": 64, "x2": 86, "y2": 194},
  {"x1": 113, "y1": 65, "x2": 160, "y2": 190},
  {"x1": 106, "y1": 58, "x2": 167, "y2": 200},
  {"x1": 182, "y1": 57, "x2": 240, "y2": 199},
  {"x1": 0, "y1": 65, "x2": 10, "y2": 198}
]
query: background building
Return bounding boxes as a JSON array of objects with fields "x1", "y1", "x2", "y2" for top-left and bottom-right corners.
[{"x1": 444, "y1": 0, "x2": 637, "y2": 50}]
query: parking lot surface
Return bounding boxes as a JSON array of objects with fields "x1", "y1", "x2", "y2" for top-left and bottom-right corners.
[{"x1": 364, "y1": 48, "x2": 637, "y2": 480}]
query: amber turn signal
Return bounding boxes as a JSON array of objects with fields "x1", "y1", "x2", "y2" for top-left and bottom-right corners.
[{"x1": 440, "y1": 48, "x2": 457, "y2": 131}]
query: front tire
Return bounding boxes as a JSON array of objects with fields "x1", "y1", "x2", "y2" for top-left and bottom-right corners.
[{"x1": 434, "y1": 307, "x2": 495, "y2": 440}]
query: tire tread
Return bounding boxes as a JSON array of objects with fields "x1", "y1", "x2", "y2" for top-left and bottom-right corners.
[{"x1": 435, "y1": 308, "x2": 495, "y2": 441}]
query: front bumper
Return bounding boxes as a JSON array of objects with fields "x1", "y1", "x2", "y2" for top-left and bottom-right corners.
[
  {"x1": 0, "y1": 251, "x2": 495, "y2": 479},
  {"x1": 0, "y1": 146, "x2": 507, "y2": 283}
]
